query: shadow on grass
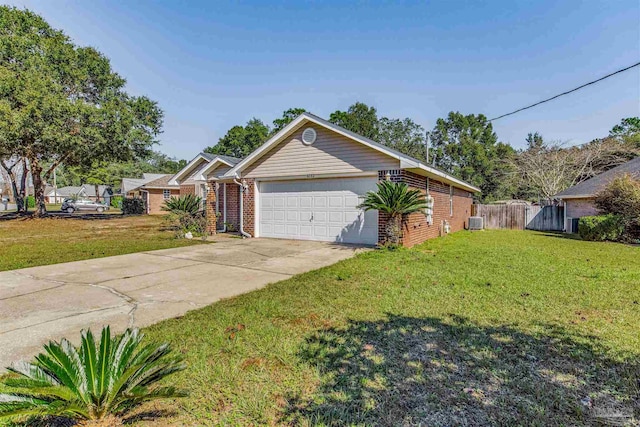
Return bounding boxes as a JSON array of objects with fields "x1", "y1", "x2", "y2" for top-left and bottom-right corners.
[
  {"x1": 0, "y1": 212, "x2": 128, "y2": 222},
  {"x1": 285, "y1": 314, "x2": 639, "y2": 426}
]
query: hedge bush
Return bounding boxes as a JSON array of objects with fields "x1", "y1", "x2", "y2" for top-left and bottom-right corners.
[
  {"x1": 594, "y1": 173, "x2": 640, "y2": 242},
  {"x1": 110, "y1": 195, "x2": 123, "y2": 208},
  {"x1": 26, "y1": 195, "x2": 35, "y2": 208},
  {"x1": 578, "y1": 214, "x2": 624, "y2": 241},
  {"x1": 121, "y1": 197, "x2": 145, "y2": 215}
]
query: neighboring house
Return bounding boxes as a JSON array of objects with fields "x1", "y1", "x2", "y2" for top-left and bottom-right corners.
[
  {"x1": 45, "y1": 184, "x2": 109, "y2": 203},
  {"x1": 121, "y1": 173, "x2": 166, "y2": 197},
  {"x1": 168, "y1": 153, "x2": 241, "y2": 200},
  {"x1": 170, "y1": 112, "x2": 480, "y2": 247},
  {"x1": 138, "y1": 175, "x2": 180, "y2": 215},
  {"x1": 555, "y1": 157, "x2": 640, "y2": 232},
  {"x1": 122, "y1": 173, "x2": 179, "y2": 215}
]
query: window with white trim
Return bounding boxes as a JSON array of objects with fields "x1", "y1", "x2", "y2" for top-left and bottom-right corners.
[
  {"x1": 449, "y1": 185, "x2": 453, "y2": 216},
  {"x1": 163, "y1": 189, "x2": 171, "y2": 200}
]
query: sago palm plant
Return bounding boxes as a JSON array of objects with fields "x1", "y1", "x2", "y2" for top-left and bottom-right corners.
[
  {"x1": 162, "y1": 194, "x2": 202, "y2": 215},
  {"x1": 0, "y1": 326, "x2": 186, "y2": 426},
  {"x1": 358, "y1": 180, "x2": 428, "y2": 246}
]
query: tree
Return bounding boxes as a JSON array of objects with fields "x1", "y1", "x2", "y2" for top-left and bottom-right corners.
[
  {"x1": 610, "y1": 117, "x2": 640, "y2": 148},
  {"x1": 0, "y1": 156, "x2": 28, "y2": 211},
  {"x1": 0, "y1": 326, "x2": 186, "y2": 425},
  {"x1": 510, "y1": 134, "x2": 639, "y2": 200},
  {"x1": 358, "y1": 180, "x2": 427, "y2": 246},
  {"x1": 329, "y1": 102, "x2": 379, "y2": 140},
  {"x1": 0, "y1": 7, "x2": 163, "y2": 216},
  {"x1": 272, "y1": 107, "x2": 306, "y2": 134},
  {"x1": 594, "y1": 174, "x2": 640, "y2": 241},
  {"x1": 428, "y1": 112, "x2": 515, "y2": 201},
  {"x1": 205, "y1": 118, "x2": 270, "y2": 158},
  {"x1": 377, "y1": 117, "x2": 427, "y2": 162}
]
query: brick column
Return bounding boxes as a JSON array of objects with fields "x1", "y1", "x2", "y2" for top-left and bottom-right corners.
[
  {"x1": 205, "y1": 181, "x2": 217, "y2": 235},
  {"x1": 242, "y1": 179, "x2": 256, "y2": 236}
]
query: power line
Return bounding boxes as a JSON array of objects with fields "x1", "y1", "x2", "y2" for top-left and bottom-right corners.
[{"x1": 489, "y1": 61, "x2": 640, "y2": 121}]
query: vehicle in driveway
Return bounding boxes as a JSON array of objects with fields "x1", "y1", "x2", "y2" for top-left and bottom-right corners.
[{"x1": 61, "y1": 198, "x2": 109, "y2": 213}]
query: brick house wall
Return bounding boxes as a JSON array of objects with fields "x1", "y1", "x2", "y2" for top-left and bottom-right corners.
[
  {"x1": 216, "y1": 183, "x2": 226, "y2": 230},
  {"x1": 377, "y1": 170, "x2": 473, "y2": 247},
  {"x1": 205, "y1": 182, "x2": 217, "y2": 235},
  {"x1": 242, "y1": 179, "x2": 256, "y2": 236},
  {"x1": 180, "y1": 184, "x2": 195, "y2": 196},
  {"x1": 565, "y1": 198, "x2": 599, "y2": 218},
  {"x1": 146, "y1": 188, "x2": 179, "y2": 215},
  {"x1": 225, "y1": 184, "x2": 240, "y2": 232}
]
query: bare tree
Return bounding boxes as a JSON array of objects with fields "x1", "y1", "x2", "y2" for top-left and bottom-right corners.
[
  {"x1": 512, "y1": 136, "x2": 639, "y2": 200},
  {"x1": 0, "y1": 156, "x2": 29, "y2": 212}
]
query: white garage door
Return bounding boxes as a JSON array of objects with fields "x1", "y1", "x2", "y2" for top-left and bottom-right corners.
[{"x1": 259, "y1": 177, "x2": 378, "y2": 245}]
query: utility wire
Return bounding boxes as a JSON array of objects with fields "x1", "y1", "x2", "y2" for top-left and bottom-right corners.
[{"x1": 489, "y1": 61, "x2": 640, "y2": 121}]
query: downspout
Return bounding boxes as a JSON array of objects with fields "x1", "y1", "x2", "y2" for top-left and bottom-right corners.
[
  {"x1": 233, "y1": 175, "x2": 252, "y2": 238},
  {"x1": 217, "y1": 182, "x2": 227, "y2": 232}
]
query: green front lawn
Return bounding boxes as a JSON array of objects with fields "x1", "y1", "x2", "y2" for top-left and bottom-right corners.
[
  {"x1": 0, "y1": 215, "x2": 204, "y2": 271},
  {"x1": 131, "y1": 230, "x2": 640, "y2": 426}
]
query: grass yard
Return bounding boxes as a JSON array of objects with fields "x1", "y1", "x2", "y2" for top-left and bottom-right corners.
[
  {"x1": 0, "y1": 215, "x2": 204, "y2": 271},
  {"x1": 112, "y1": 230, "x2": 639, "y2": 426}
]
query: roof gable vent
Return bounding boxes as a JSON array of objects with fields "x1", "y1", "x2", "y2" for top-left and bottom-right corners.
[{"x1": 301, "y1": 127, "x2": 317, "y2": 145}]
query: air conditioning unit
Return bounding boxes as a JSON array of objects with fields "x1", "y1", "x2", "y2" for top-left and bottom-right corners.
[
  {"x1": 468, "y1": 216, "x2": 483, "y2": 230},
  {"x1": 565, "y1": 217, "x2": 579, "y2": 234}
]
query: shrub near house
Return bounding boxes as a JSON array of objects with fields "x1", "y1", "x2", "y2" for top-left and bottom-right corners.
[{"x1": 580, "y1": 174, "x2": 640, "y2": 242}]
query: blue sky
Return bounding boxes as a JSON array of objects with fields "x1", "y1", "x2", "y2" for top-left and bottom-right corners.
[{"x1": 9, "y1": 0, "x2": 640, "y2": 160}]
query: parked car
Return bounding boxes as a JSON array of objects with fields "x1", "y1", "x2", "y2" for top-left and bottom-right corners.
[{"x1": 61, "y1": 198, "x2": 110, "y2": 213}]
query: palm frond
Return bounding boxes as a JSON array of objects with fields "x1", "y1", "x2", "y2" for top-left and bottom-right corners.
[
  {"x1": 162, "y1": 194, "x2": 202, "y2": 214},
  {"x1": 0, "y1": 326, "x2": 186, "y2": 424},
  {"x1": 358, "y1": 180, "x2": 428, "y2": 216}
]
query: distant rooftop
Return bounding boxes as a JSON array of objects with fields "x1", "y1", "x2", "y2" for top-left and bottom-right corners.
[{"x1": 556, "y1": 157, "x2": 640, "y2": 198}]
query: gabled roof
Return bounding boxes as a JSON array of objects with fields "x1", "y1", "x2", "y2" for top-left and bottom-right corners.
[
  {"x1": 47, "y1": 186, "x2": 83, "y2": 197},
  {"x1": 224, "y1": 112, "x2": 481, "y2": 193},
  {"x1": 122, "y1": 173, "x2": 168, "y2": 194},
  {"x1": 140, "y1": 174, "x2": 178, "y2": 189},
  {"x1": 169, "y1": 153, "x2": 241, "y2": 185},
  {"x1": 556, "y1": 156, "x2": 640, "y2": 199}
]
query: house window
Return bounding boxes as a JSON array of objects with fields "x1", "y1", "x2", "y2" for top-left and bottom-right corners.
[
  {"x1": 449, "y1": 185, "x2": 453, "y2": 216},
  {"x1": 163, "y1": 189, "x2": 171, "y2": 200}
]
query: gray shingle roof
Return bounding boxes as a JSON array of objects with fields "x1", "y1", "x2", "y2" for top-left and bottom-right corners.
[
  {"x1": 140, "y1": 174, "x2": 178, "y2": 189},
  {"x1": 555, "y1": 156, "x2": 640, "y2": 198},
  {"x1": 200, "y1": 152, "x2": 242, "y2": 165}
]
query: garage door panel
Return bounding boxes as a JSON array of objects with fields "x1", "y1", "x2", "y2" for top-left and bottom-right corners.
[
  {"x1": 313, "y1": 197, "x2": 327, "y2": 208},
  {"x1": 314, "y1": 211, "x2": 327, "y2": 223},
  {"x1": 300, "y1": 225, "x2": 313, "y2": 236},
  {"x1": 300, "y1": 211, "x2": 312, "y2": 221},
  {"x1": 328, "y1": 211, "x2": 343, "y2": 223},
  {"x1": 345, "y1": 196, "x2": 359, "y2": 208},
  {"x1": 259, "y1": 177, "x2": 378, "y2": 245}
]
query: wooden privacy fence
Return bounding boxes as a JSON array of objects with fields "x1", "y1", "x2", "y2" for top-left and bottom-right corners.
[{"x1": 472, "y1": 204, "x2": 564, "y2": 231}]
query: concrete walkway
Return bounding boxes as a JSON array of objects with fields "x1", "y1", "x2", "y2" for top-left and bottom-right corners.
[{"x1": 0, "y1": 238, "x2": 364, "y2": 368}]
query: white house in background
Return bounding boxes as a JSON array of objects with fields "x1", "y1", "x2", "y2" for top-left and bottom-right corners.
[{"x1": 46, "y1": 184, "x2": 110, "y2": 204}]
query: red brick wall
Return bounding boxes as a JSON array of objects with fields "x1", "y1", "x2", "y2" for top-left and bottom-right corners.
[
  {"x1": 242, "y1": 179, "x2": 256, "y2": 236},
  {"x1": 146, "y1": 188, "x2": 179, "y2": 215},
  {"x1": 225, "y1": 184, "x2": 240, "y2": 232},
  {"x1": 205, "y1": 182, "x2": 217, "y2": 235},
  {"x1": 216, "y1": 183, "x2": 226, "y2": 229},
  {"x1": 180, "y1": 184, "x2": 195, "y2": 196},
  {"x1": 377, "y1": 170, "x2": 473, "y2": 247}
]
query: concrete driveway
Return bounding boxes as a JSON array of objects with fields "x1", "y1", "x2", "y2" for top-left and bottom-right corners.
[{"x1": 0, "y1": 238, "x2": 364, "y2": 368}]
